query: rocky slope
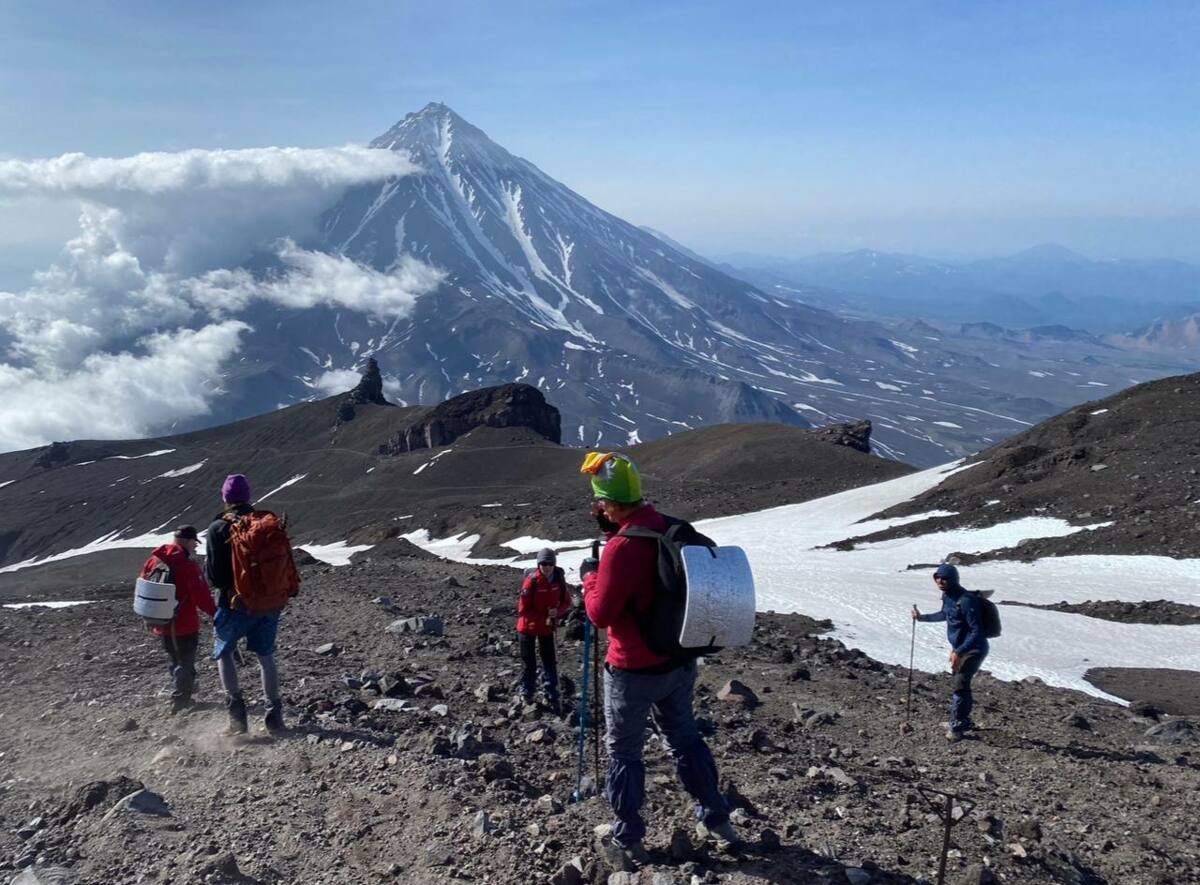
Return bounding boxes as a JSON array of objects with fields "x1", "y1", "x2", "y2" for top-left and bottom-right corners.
[
  {"x1": 1, "y1": 555, "x2": 1198, "y2": 884},
  {"x1": 831, "y1": 372, "x2": 1200, "y2": 560},
  {"x1": 0, "y1": 376, "x2": 911, "y2": 590}
]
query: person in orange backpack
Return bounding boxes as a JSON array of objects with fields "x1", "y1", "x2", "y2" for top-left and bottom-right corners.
[
  {"x1": 205, "y1": 473, "x2": 299, "y2": 735},
  {"x1": 517, "y1": 548, "x2": 572, "y2": 713},
  {"x1": 140, "y1": 525, "x2": 216, "y2": 714}
]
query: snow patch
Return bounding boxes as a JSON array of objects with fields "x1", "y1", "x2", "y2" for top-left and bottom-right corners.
[
  {"x1": 296, "y1": 541, "x2": 373, "y2": 567},
  {"x1": 154, "y1": 461, "x2": 206, "y2": 479},
  {"x1": 259, "y1": 473, "x2": 307, "y2": 502}
]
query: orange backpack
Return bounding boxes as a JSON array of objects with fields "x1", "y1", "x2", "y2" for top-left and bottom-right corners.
[{"x1": 224, "y1": 510, "x2": 301, "y2": 614}]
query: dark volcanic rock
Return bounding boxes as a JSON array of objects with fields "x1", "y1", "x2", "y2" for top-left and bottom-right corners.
[
  {"x1": 34, "y1": 441, "x2": 71, "y2": 470},
  {"x1": 335, "y1": 358, "x2": 393, "y2": 426},
  {"x1": 380, "y1": 383, "x2": 561, "y2": 454},
  {"x1": 810, "y1": 419, "x2": 873, "y2": 454},
  {"x1": 348, "y1": 358, "x2": 390, "y2": 407}
]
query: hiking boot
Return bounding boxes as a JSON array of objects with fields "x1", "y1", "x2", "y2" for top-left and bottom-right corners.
[
  {"x1": 264, "y1": 701, "x2": 285, "y2": 735},
  {"x1": 170, "y1": 696, "x2": 192, "y2": 715},
  {"x1": 226, "y1": 693, "x2": 248, "y2": 735},
  {"x1": 597, "y1": 836, "x2": 649, "y2": 872},
  {"x1": 945, "y1": 727, "x2": 965, "y2": 743},
  {"x1": 696, "y1": 819, "x2": 741, "y2": 851}
]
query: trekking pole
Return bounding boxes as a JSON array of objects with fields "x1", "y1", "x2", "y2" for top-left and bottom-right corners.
[
  {"x1": 590, "y1": 540, "x2": 603, "y2": 787},
  {"x1": 572, "y1": 617, "x2": 592, "y2": 802},
  {"x1": 902, "y1": 611, "x2": 916, "y2": 733},
  {"x1": 592, "y1": 599, "x2": 602, "y2": 788}
]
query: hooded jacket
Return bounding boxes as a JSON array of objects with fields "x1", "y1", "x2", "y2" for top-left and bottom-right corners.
[
  {"x1": 918, "y1": 583, "x2": 988, "y2": 657},
  {"x1": 140, "y1": 543, "x2": 215, "y2": 636},
  {"x1": 582, "y1": 502, "x2": 674, "y2": 671},
  {"x1": 516, "y1": 566, "x2": 572, "y2": 637}
]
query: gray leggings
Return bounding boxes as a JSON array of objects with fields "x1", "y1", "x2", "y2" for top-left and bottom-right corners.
[{"x1": 217, "y1": 650, "x2": 280, "y2": 704}]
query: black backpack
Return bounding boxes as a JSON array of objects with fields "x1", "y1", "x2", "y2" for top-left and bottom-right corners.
[
  {"x1": 961, "y1": 590, "x2": 1002, "y2": 639},
  {"x1": 619, "y1": 517, "x2": 720, "y2": 660}
]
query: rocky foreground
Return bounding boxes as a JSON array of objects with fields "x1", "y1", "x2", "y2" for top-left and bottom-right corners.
[{"x1": 2, "y1": 550, "x2": 1198, "y2": 885}]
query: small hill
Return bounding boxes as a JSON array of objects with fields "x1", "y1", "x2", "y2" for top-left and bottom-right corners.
[
  {"x1": 847, "y1": 371, "x2": 1200, "y2": 559},
  {"x1": 0, "y1": 372, "x2": 911, "y2": 594}
]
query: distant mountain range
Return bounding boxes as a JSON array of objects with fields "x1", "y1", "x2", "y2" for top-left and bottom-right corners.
[{"x1": 726, "y1": 245, "x2": 1200, "y2": 332}]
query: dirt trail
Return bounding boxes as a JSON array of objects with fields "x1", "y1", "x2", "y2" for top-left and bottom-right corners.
[{"x1": 2, "y1": 554, "x2": 1198, "y2": 884}]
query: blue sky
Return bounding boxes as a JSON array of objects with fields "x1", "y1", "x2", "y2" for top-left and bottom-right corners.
[{"x1": 1, "y1": 0, "x2": 1197, "y2": 264}]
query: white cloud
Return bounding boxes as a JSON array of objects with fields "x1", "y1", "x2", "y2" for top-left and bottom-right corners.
[
  {"x1": 311, "y1": 369, "x2": 364, "y2": 397},
  {"x1": 183, "y1": 240, "x2": 445, "y2": 319},
  {"x1": 0, "y1": 146, "x2": 416, "y2": 197},
  {"x1": 0, "y1": 147, "x2": 420, "y2": 277},
  {"x1": 0, "y1": 143, "x2": 441, "y2": 452},
  {"x1": 0, "y1": 321, "x2": 248, "y2": 452}
]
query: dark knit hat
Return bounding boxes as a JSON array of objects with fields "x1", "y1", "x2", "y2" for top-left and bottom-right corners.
[
  {"x1": 536, "y1": 548, "x2": 556, "y2": 565},
  {"x1": 174, "y1": 525, "x2": 199, "y2": 541},
  {"x1": 221, "y1": 473, "x2": 251, "y2": 504}
]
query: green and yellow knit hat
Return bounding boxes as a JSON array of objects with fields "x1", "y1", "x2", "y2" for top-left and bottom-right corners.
[{"x1": 580, "y1": 452, "x2": 642, "y2": 503}]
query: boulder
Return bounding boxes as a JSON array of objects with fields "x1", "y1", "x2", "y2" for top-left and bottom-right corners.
[
  {"x1": 386, "y1": 616, "x2": 444, "y2": 637},
  {"x1": 372, "y1": 698, "x2": 411, "y2": 713},
  {"x1": 1143, "y1": 718, "x2": 1196, "y2": 744},
  {"x1": 103, "y1": 789, "x2": 171, "y2": 820},
  {"x1": 716, "y1": 680, "x2": 759, "y2": 707}
]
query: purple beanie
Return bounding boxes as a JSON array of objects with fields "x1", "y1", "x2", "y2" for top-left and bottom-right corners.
[{"x1": 221, "y1": 473, "x2": 251, "y2": 504}]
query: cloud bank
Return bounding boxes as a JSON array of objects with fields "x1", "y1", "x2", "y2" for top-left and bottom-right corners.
[
  {"x1": 0, "y1": 322, "x2": 249, "y2": 452},
  {"x1": 0, "y1": 145, "x2": 441, "y2": 452}
]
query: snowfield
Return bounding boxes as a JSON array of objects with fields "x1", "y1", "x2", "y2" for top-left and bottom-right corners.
[{"x1": 405, "y1": 463, "x2": 1200, "y2": 702}]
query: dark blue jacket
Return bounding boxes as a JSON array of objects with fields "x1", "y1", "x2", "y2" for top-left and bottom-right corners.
[
  {"x1": 205, "y1": 502, "x2": 254, "y2": 609},
  {"x1": 918, "y1": 586, "x2": 988, "y2": 656}
]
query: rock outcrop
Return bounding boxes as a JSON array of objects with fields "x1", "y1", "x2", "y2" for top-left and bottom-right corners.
[
  {"x1": 810, "y1": 420, "x2": 872, "y2": 454},
  {"x1": 380, "y1": 384, "x2": 561, "y2": 455},
  {"x1": 336, "y1": 359, "x2": 392, "y2": 425},
  {"x1": 33, "y1": 442, "x2": 71, "y2": 470},
  {"x1": 348, "y1": 358, "x2": 390, "y2": 407}
]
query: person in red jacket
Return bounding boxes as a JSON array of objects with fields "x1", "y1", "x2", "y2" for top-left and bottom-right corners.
[
  {"x1": 140, "y1": 525, "x2": 216, "y2": 714},
  {"x1": 578, "y1": 453, "x2": 735, "y2": 869},
  {"x1": 517, "y1": 548, "x2": 572, "y2": 713}
]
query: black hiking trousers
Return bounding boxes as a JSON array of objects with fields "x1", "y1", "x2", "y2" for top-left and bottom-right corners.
[
  {"x1": 162, "y1": 632, "x2": 200, "y2": 702},
  {"x1": 518, "y1": 633, "x2": 559, "y2": 702}
]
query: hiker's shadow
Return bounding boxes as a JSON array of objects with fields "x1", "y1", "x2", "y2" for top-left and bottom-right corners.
[
  {"x1": 993, "y1": 732, "x2": 1197, "y2": 770},
  {"x1": 287, "y1": 722, "x2": 396, "y2": 747},
  {"x1": 705, "y1": 841, "x2": 921, "y2": 884}
]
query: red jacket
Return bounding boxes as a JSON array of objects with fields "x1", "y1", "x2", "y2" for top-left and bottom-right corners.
[
  {"x1": 583, "y1": 503, "x2": 672, "y2": 670},
  {"x1": 141, "y1": 543, "x2": 216, "y2": 637},
  {"x1": 517, "y1": 567, "x2": 572, "y2": 637}
]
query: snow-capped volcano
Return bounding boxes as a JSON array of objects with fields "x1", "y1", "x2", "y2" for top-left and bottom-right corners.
[
  {"x1": 292, "y1": 103, "x2": 1009, "y2": 463},
  {"x1": 196, "y1": 103, "x2": 1173, "y2": 465}
]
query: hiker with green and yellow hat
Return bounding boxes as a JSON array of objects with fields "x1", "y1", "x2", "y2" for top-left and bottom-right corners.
[{"x1": 578, "y1": 452, "x2": 737, "y2": 871}]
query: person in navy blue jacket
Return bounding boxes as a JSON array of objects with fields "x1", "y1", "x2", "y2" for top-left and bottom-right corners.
[{"x1": 912, "y1": 563, "x2": 989, "y2": 741}]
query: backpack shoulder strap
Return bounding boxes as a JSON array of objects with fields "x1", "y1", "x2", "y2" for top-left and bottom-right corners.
[{"x1": 618, "y1": 526, "x2": 664, "y2": 541}]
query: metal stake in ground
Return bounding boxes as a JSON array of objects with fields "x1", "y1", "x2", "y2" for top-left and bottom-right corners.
[
  {"x1": 902, "y1": 611, "x2": 916, "y2": 734},
  {"x1": 916, "y1": 786, "x2": 976, "y2": 885}
]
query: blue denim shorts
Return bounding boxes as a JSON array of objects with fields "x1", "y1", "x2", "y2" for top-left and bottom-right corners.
[{"x1": 212, "y1": 607, "x2": 281, "y2": 659}]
